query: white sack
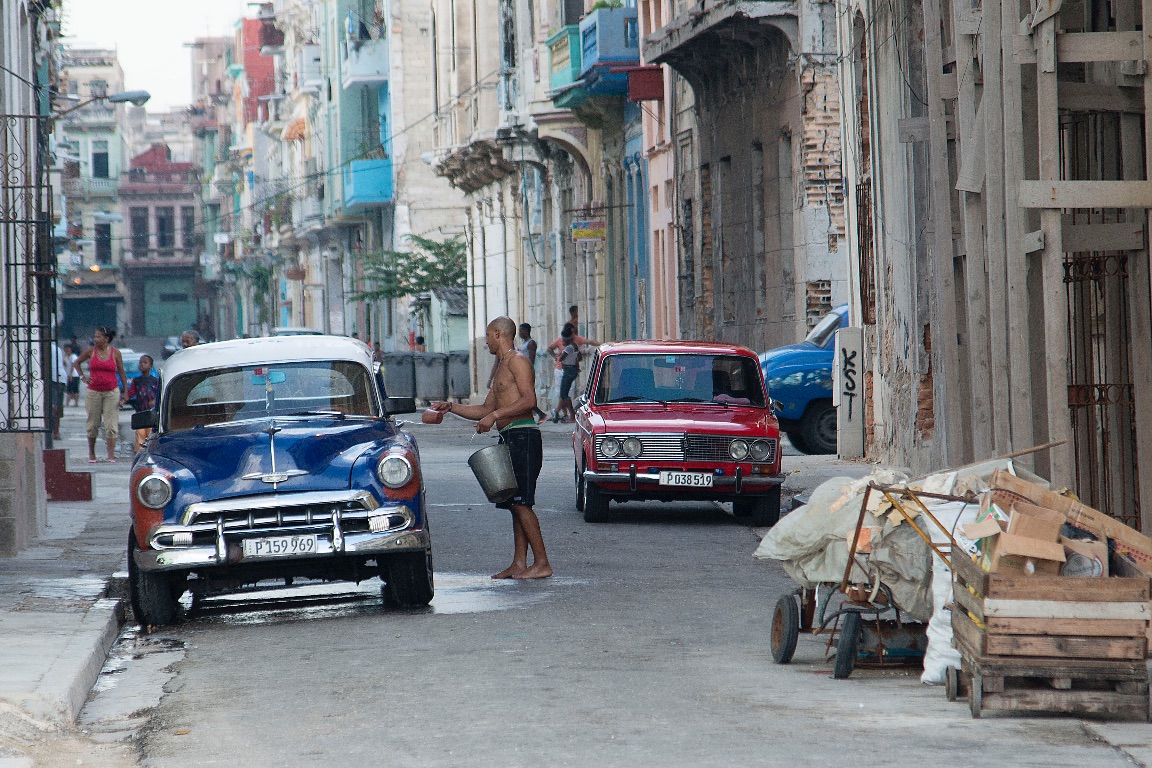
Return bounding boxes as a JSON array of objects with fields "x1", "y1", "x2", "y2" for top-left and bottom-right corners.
[{"x1": 919, "y1": 500, "x2": 981, "y2": 685}]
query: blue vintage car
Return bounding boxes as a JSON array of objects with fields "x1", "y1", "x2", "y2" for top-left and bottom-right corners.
[
  {"x1": 127, "y1": 336, "x2": 427, "y2": 626},
  {"x1": 758, "y1": 305, "x2": 848, "y2": 454}
]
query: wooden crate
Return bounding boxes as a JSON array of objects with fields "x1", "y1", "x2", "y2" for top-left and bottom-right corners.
[{"x1": 951, "y1": 553, "x2": 1151, "y2": 719}]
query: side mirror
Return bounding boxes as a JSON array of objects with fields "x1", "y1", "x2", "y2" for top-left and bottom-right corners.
[
  {"x1": 770, "y1": 399, "x2": 783, "y2": 413},
  {"x1": 575, "y1": 393, "x2": 588, "y2": 408},
  {"x1": 132, "y1": 410, "x2": 159, "y2": 430},
  {"x1": 383, "y1": 397, "x2": 417, "y2": 416}
]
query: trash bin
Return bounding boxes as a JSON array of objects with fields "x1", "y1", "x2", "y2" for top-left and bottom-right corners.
[
  {"x1": 448, "y1": 350, "x2": 470, "y2": 399},
  {"x1": 382, "y1": 352, "x2": 416, "y2": 398},
  {"x1": 414, "y1": 352, "x2": 448, "y2": 401}
]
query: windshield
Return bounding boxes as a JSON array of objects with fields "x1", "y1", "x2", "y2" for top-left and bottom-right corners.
[
  {"x1": 804, "y1": 310, "x2": 843, "y2": 348},
  {"x1": 165, "y1": 360, "x2": 378, "y2": 431},
  {"x1": 593, "y1": 353, "x2": 766, "y2": 407}
]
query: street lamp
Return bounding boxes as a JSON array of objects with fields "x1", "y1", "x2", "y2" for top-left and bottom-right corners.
[{"x1": 53, "y1": 89, "x2": 151, "y2": 118}]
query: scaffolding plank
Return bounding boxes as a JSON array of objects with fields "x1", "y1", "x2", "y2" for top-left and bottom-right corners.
[{"x1": 1020, "y1": 180, "x2": 1152, "y2": 208}]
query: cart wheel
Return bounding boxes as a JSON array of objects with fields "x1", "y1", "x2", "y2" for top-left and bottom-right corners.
[
  {"x1": 945, "y1": 666, "x2": 959, "y2": 702},
  {"x1": 770, "y1": 595, "x2": 800, "y2": 664},
  {"x1": 969, "y1": 672, "x2": 983, "y2": 718},
  {"x1": 833, "y1": 612, "x2": 861, "y2": 680}
]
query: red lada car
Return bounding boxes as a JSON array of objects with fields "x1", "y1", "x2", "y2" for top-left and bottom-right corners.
[{"x1": 572, "y1": 341, "x2": 784, "y2": 526}]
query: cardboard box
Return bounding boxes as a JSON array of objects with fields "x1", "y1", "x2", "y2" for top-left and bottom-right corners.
[
  {"x1": 991, "y1": 470, "x2": 1152, "y2": 575},
  {"x1": 1060, "y1": 536, "x2": 1108, "y2": 577},
  {"x1": 1008, "y1": 501, "x2": 1065, "y2": 542},
  {"x1": 989, "y1": 532, "x2": 1067, "y2": 575}
]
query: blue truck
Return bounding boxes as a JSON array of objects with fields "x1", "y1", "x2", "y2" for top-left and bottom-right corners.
[{"x1": 758, "y1": 305, "x2": 848, "y2": 454}]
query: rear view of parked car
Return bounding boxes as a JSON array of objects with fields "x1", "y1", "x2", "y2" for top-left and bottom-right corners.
[
  {"x1": 759, "y1": 305, "x2": 847, "y2": 455},
  {"x1": 126, "y1": 336, "x2": 427, "y2": 626}
]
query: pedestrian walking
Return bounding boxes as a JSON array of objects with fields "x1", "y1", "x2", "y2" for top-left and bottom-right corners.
[
  {"x1": 545, "y1": 321, "x2": 598, "y2": 422},
  {"x1": 71, "y1": 326, "x2": 127, "y2": 463},
  {"x1": 429, "y1": 316, "x2": 552, "y2": 580},
  {"x1": 121, "y1": 354, "x2": 159, "y2": 452},
  {"x1": 517, "y1": 323, "x2": 548, "y2": 424},
  {"x1": 65, "y1": 343, "x2": 80, "y2": 407},
  {"x1": 49, "y1": 341, "x2": 70, "y2": 440}
]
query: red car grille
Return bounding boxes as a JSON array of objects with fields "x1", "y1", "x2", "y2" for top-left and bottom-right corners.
[{"x1": 595, "y1": 433, "x2": 777, "y2": 464}]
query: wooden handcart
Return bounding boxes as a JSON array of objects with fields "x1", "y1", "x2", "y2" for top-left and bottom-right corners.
[{"x1": 770, "y1": 483, "x2": 968, "y2": 678}]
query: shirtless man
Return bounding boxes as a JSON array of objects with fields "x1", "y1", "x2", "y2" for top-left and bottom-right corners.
[{"x1": 430, "y1": 317, "x2": 552, "y2": 579}]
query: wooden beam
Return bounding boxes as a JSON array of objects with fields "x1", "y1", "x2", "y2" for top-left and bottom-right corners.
[
  {"x1": 1022, "y1": 230, "x2": 1045, "y2": 253},
  {"x1": 1002, "y1": 0, "x2": 1036, "y2": 460},
  {"x1": 1060, "y1": 217, "x2": 1145, "y2": 251},
  {"x1": 1035, "y1": 17, "x2": 1074, "y2": 485},
  {"x1": 1020, "y1": 180, "x2": 1152, "y2": 208},
  {"x1": 1059, "y1": 82, "x2": 1144, "y2": 113},
  {"x1": 922, "y1": 0, "x2": 966, "y2": 465},
  {"x1": 1014, "y1": 31, "x2": 1144, "y2": 64},
  {"x1": 937, "y1": 72, "x2": 959, "y2": 101}
]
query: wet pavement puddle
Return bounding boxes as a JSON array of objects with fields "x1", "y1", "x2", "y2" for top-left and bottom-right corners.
[{"x1": 168, "y1": 572, "x2": 585, "y2": 628}]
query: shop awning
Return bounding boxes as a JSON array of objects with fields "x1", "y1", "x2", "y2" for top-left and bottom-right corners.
[{"x1": 282, "y1": 117, "x2": 308, "y2": 142}]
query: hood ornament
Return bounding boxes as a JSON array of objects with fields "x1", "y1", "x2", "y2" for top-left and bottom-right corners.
[{"x1": 241, "y1": 418, "x2": 309, "y2": 486}]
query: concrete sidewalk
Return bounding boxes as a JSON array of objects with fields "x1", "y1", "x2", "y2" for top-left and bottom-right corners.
[{"x1": 0, "y1": 403, "x2": 130, "y2": 732}]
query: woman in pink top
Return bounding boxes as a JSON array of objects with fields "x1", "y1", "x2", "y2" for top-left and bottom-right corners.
[{"x1": 72, "y1": 326, "x2": 128, "y2": 463}]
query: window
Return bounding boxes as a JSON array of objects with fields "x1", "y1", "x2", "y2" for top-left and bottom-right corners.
[
  {"x1": 89, "y1": 79, "x2": 108, "y2": 98},
  {"x1": 91, "y1": 140, "x2": 109, "y2": 179},
  {"x1": 94, "y1": 223, "x2": 112, "y2": 264},
  {"x1": 181, "y1": 207, "x2": 196, "y2": 249},
  {"x1": 165, "y1": 361, "x2": 378, "y2": 430},
  {"x1": 594, "y1": 354, "x2": 766, "y2": 407},
  {"x1": 156, "y1": 207, "x2": 175, "y2": 251},
  {"x1": 130, "y1": 207, "x2": 149, "y2": 252}
]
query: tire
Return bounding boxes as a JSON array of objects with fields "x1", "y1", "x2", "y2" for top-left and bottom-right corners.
[
  {"x1": 382, "y1": 549, "x2": 435, "y2": 608},
  {"x1": 770, "y1": 595, "x2": 800, "y2": 664},
  {"x1": 945, "y1": 666, "x2": 959, "y2": 702},
  {"x1": 732, "y1": 486, "x2": 781, "y2": 527},
  {"x1": 834, "y1": 611, "x2": 861, "y2": 679},
  {"x1": 575, "y1": 462, "x2": 585, "y2": 512},
  {"x1": 583, "y1": 480, "x2": 610, "y2": 523},
  {"x1": 785, "y1": 430, "x2": 810, "y2": 454},
  {"x1": 800, "y1": 401, "x2": 837, "y2": 455},
  {"x1": 127, "y1": 529, "x2": 181, "y2": 628}
]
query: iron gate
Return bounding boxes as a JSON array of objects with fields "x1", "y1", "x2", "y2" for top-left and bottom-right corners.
[{"x1": 0, "y1": 113, "x2": 55, "y2": 433}]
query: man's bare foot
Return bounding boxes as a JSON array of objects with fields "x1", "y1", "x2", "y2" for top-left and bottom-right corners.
[
  {"x1": 511, "y1": 563, "x2": 552, "y2": 579},
  {"x1": 492, "y1": 564, "x2": 526, "y2": 579}
]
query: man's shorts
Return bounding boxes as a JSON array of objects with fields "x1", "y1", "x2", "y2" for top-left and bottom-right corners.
[{"x1": 496, "y1": 427, "x2": 543, "y2": 510}]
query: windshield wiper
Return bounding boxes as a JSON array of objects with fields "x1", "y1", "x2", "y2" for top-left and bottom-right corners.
[
  {"x1": 605, "y1": 395, "x2": 667, "y2": 404},
  {"x1": 285, "y1": 409, "x2": 346, "y2": 419}
]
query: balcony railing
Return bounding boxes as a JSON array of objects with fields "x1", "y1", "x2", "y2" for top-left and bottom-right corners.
[
  {"x1": 292, "y1": 195, "x2": 323, "y2": 229},
  {"x1": 341, "y1": 38, "x2": 389, "y2": 90},
  {"x1": 578, "y1": 7, "x2": 640, "y2": 96},
  {"x1": 62, "y1": 176, "x2": 119, "y2": 198},
  {"x1": 548, "y1": 25, "x2": 581, "y2": 92},
  {"x1": 342, "y1": 159, "x2": 393, "y2": 212}
]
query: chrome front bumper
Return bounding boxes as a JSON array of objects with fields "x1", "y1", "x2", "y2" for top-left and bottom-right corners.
[
  {"x1": 584, "y1": 469, "x2": 784, "y2": 493},
  {"x1": 136, "y1": 493, "x2": 429, "y2": 572}
]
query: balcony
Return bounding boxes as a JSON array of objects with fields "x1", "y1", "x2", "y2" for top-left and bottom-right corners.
[
  {"x1": 259, "y1": 20, "x2": 285, "y2": 56},
  {"x1": 62, "y1": 177, "x2": 119, "y2": 199},
  {"x1": 342, "y1": 159, "x2": 393, "y2": 212},
  {"x1": 579, "y1": 7, "x2": 640, "y2": 96},
  {"x1": 547, "y1": 25, "x2": 586, "y2": 109},
  {"x1": 342, "y1": 38, "x2": 389, "y2": 90}
]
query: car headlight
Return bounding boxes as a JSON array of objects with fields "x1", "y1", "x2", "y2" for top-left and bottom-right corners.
[
  {"x1": 601, "y1": 437, "x2": 621, "y2": 457},
  {"x1": 621, "y1": 437, "x2": 642, "y2": 458},
  {"x1": 136, "y1": 474, "x2": 173, "y2": 509},
  {"x1": 729, "y1": 439, "x2": 749, "y2": 461},
  {"x1": 376, "y1": 454, "x2": 414, "y2": 488},
  {"x1": 750, "y1": 439, "x2": 774, "y2": 462}
]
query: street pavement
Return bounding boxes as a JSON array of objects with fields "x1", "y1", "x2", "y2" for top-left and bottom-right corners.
[{"x1": 2, "y1": 407, "x2": 1152, "y2": 766}]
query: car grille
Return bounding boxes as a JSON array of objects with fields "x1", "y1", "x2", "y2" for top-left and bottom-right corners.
[
  {"x1": 595, "y1": 433, "x2": 777, "y2": 464},
  {"x1": 168, "y1": 490, "x2": 409, "y2": 545}
]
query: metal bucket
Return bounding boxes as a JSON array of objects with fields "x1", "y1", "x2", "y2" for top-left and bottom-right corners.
[{"x1": 468, "y1": 443, "x2": 518, "y2": 504}]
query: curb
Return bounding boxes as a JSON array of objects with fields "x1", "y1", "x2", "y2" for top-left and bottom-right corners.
[{"x1": 16, "y1": 597, "x2": 124, "y2": 725}]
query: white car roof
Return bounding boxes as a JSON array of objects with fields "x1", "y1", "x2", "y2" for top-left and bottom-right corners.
[{"x1": 161, "y1": 336, "x2": 375, "y2": 382}]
